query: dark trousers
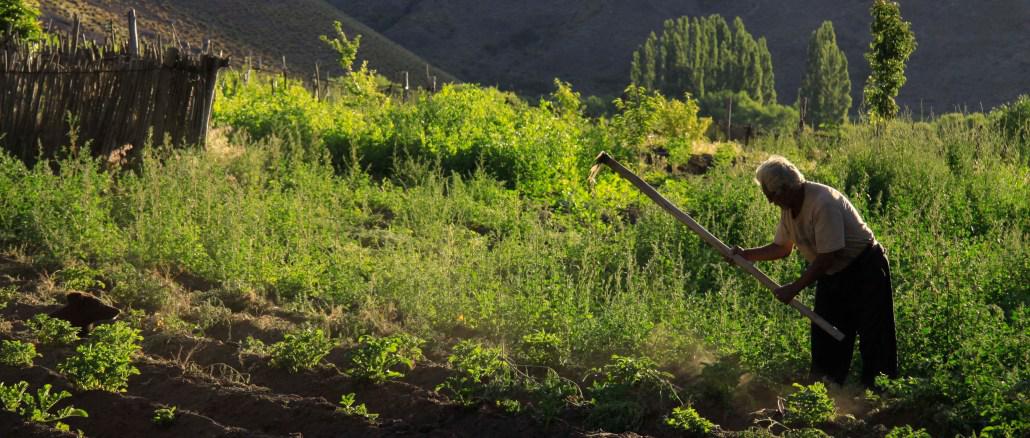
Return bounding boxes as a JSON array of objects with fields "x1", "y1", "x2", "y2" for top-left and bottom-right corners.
[{"x1": 811, "y1": 244, "x2": 899, "y2": 387}]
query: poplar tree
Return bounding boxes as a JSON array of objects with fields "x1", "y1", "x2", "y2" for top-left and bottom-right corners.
[
  {"x1": 630, "y1": 15, "x2": 775, "y2": 104},
  {"x1": 799, "y1": 21, "x2": 852, "y2": 127},
  {"x1": 863, "y1": 0, "x2": 916, "y2": 121}
]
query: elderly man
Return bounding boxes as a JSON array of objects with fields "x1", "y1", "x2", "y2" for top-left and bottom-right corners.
[{"x1": 731, "y1": 155, "x2": 898, "y2": 387}]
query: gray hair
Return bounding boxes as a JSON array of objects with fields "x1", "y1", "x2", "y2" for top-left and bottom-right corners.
[{"x1": 755, "y1": 155, "x2": 805, "y2": 195}]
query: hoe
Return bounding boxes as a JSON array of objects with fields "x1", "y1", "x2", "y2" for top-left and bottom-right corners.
[{"x1": 590, "y1": 152, "x2": 845, "y2": 341}]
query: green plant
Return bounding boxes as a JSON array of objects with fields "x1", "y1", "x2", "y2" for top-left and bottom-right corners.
[
  {"x1": 152, "y1": 405, "x2": 177, "y2": 427},
  {"x1": 495, "y1": 398, "x2": 522, "y2": 414},
  {"x1": 586, "y1": 355, "x2": 680, "y2": 431},
  {"x1": 885, "y1": 425, "x2": 931, "y2": 438},
  {"x1": 239, "y1": 336, "x2": 270, "y2": 355},
  {"x1": 320, "y1": 21, "x2": 362, "y2": 72},
  {"x1": 0, "y1": 340, "x2": 39, "y2": 367},
  {"x1": 268, "y1": 327, "x2": 334, "y2": 373},
  {"x1": 0, "y1": 381, "x2": 88, "y2": 432},
  {"x1": 0, "y1": 0, "x2": 44, "y2": 41},
  {"x1": 0, "y1": 285, "x2": 15, "y2": 309},
  {"x1": 864, "y1": 0, "x2": 917, "y2": 121},
  {"x1": 436, "y1": 340, "x2": 513, "y2": 406},
  {"x1": 517, "y1": 330, "x2": 567, "y2": 368},
  {"x1": 337, "y1": 393, "x2": 378, "y2": 422},
  {"x1": 523, "y1": 369, "x2": 581, "y2": 424},
  {"x1": 783, "y1": 382, "x2": 836, "y2": 428},
  {"x1": 26, "y1": 314, "x2": 79, "y2": 346},
  {"x1": 665, "y1": 405, "x2": 717, "y2": 436},
  {"x1": 347, "y1": 333, "x2": 423, "y2": 383},
  {"x1": 55, "y1": 264, "x2": 106, "y2": 292},
  {"x1": 57, "y1": 322, "x2": 142, "y2": 392}
]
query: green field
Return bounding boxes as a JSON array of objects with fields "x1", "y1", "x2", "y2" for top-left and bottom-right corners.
[{"x1": 0, "y1": 71, "x2": 1027, "y2": 436}]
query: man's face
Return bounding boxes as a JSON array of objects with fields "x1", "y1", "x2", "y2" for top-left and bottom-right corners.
[{"x1": 761, "y1": 184, "x2": 789, "y2": 208}]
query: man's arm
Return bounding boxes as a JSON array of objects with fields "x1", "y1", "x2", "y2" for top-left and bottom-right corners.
[
  {"x1": 773, "y1": 250, "x2": 839, "y2": 303},
  {"x1": 734, "y1": 242, "x2": 793, "y2": 261}
]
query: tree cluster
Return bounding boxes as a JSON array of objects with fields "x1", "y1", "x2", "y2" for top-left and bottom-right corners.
[{"x1": 630, "y1": 15, "x2": 776, "y2": 105}]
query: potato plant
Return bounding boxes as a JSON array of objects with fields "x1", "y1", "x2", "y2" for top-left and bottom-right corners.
[
  {"x1": 0, "y1": 340, "x2": 39, "y2": 367},
  {"x1": 26, "y1": 314, "x2": 79, "y2": 346},
  {"x1": 268, "y1": 327, "x2": 334, "y2": 373},
  {"x1": 57, "y1": 322, "x2": 142, "y2": 392}
]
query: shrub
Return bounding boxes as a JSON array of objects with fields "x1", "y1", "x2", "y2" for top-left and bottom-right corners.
[
  {"x1": 26, "y1": 314, "x2": 79, "y2": 346},
  {"x1": 57, "y1": 322, "x2": 143, "y2": 392},
  {"x1": 268, "y1": 327, "x2": 334, "y2": 373},
  {"x1": 783, "y1": 382, "x2": 835, "y2": 428},
  {"x1": 0, "y1": 340, "x2": 38, "y2": 367},
  {"x1": 586, "y1": 355, "x2": 680, "y2": 431},
  {"x1": 517, "y1": 330, "x2": 567, "y2": 368},
  {"x1": 885, "y1": 425, "x2": 931, "y2": 438},
  {"x1": 665, "y1": 405, "x2": 717, "y2": 436},
  {"x1": 55, "y1": 264, "x2": 106, "y2": 292},
  {"x1": 347, "y1": 333, "x2": 424, "y2": 383},
  {"x1": 436, "y1": 340, "x2": 513, "y2": 406}
]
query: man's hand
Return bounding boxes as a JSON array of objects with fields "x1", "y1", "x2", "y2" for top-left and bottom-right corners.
[
  {"x1": 724, "y1": 245, "x2": 746, "y2": 264},
  {"x1": 774, "y1": 283, "x2": 803, "y2": 304}
]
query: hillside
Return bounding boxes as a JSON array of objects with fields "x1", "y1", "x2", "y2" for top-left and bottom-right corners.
[
  {"x1": 39, "y1": 0, "x2": 457, "y2": 89},
  {"x1": 326, "y1": 0, "x2": 1030, "y2": 111}
]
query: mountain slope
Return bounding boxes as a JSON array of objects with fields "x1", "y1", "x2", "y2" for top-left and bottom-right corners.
[
  {"x1": 39, "y1": 0, "x2": 457, "y2": 88},
  {"x1": 327, "y1": 0, "x2": 1030, "y2": 111}
]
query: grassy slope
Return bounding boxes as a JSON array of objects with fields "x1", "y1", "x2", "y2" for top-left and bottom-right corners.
[{"x1": 39, "y1": 0, "x2": 458, "y2": 87}]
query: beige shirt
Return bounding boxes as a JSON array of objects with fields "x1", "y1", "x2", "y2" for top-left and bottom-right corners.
[{"x1": 773, "y1": 182, "x2": 875, "y2": 274}]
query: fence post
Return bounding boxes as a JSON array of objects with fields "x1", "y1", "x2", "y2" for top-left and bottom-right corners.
[
  {"x1": 127, "y1": 9, "x2": 139, "y2": 57},
  {"x1": 314, "y1": 62, "x2": 321, "y2": 100},
  {"x1": 72, "y1": 14, "x2": 81, "y2": 46},
  {"x1": 725, "y1": 95, "x2": 733, "y2": 141}
]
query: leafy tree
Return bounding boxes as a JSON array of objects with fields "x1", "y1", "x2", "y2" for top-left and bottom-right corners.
[
  {"x1": 320, "y1": 20, "x2": 362, "y2": 72},
  {"x1": 799, "y1": 21, "x2": 852, "y2": 128},
  {"x1": 631, "y1": 15, "x2": 776, "y2": 104},
  {"x1": 863, "y1": 0, "x2": 916, "y2": 121},
  {"x1": 0, "y1": 0, "x2": 42, "y2": 41}
]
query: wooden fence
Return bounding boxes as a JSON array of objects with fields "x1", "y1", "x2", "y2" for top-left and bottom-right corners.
[{"x1": 0, "y1": 23, "x2": 228, "y2": 165}]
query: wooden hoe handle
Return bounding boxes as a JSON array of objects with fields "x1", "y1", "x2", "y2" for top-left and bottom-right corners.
[{"x1": 590, "y1": 152, "x2": 846, "y2": 341}]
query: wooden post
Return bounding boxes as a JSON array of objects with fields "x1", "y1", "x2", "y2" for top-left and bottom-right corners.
[
  {"x1": 203, "y1": 38, "x2": 211, "y2": 54},
  {"x1": 590, "y1": 152, "x2": 847, "y2": 341},
  {"x1": 72, "y1": 14, "x2": 81, "y2": 46},
  {"x1": 127, "y1": 9, "x2": 139, "y2": 57},
  {"x1": 281, "y1": 55, "x2": 287, "y2": 83},
  {"x1": 314, "y1": 62, "x2": 321, "y2": 100}
]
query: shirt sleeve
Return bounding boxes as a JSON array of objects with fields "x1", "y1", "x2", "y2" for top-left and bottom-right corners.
[{"x1": 813, "y1": 201, "x2": 846, "y2": 254}]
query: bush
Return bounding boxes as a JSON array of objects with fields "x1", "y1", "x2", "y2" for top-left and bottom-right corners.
[
  {"x1": 665, "y1": 405, "x2": 717, "y2": 436},
  {"x1": 57, "y1": 322, "x2": 142, "y2": 392},
  {"x1": 586, "y1": 355, "x2": 679, "y2": 431},
  {"x1": 0, "y1": 340, "x2": 38, "y2": 367},
  {"x1": 783, "y1": 382, "x2": 835, "y2": 428},
  {"x1": 268, "y1": 327, "x2": 334, "y2": 373},
  {"x1": 26, "y1": 314, "x2": 79, "y2": 346},
  {"x1": 989, "y1": 94, "x2": 1030, "y2": 161},
  {"x1": 436, "y1": 340, "x2": 513, "y2": 406},
  {"x1": 517, "y1": 330, "x2": 568, "y2": 368},
  {"x1": 347, "y1": 333, "x2": 424, "y2": 383}
]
